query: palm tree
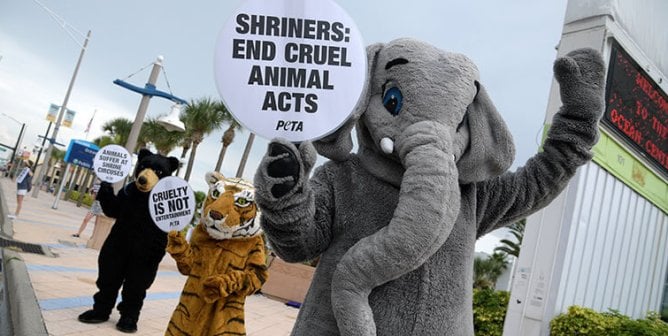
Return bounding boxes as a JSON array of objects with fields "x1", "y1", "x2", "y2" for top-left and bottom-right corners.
[
  {"x1": 101, "y1": 117, "x2": 133, "y2": 147},
  {"x1": 473, "y1": 252, "x2": 508, "y2": 289},
  {"x1": 92, "y1": 135, "x2": 116, "y2": 148},
  {"x1": 141, "y1": 117, "x2": 185, "y2": 155},
  {"x1": 214, "y1": 113, "x2": 241, "y2": 172},
  {"x1": 181, "y1": 97, "x2": 227, "y2": 181},
  {"x1": 494, "y1": 219, "x2": 526, "y2": 258}
]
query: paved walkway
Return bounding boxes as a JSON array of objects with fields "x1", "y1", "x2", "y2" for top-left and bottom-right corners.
[{"x1": 1, "y1": 177, "x2": 297, "y2": 335}]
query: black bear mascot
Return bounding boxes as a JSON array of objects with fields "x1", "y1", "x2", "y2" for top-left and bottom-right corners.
[{"x1": 78, "y1": 148, "x2": 179, "y2": 333}]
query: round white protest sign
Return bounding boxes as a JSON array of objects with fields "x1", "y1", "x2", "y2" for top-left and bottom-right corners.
[
  {"x1": 93, "y1": 145, "x2": 132, "y2": 183},
  {"x1": 214, "y1": 0, "x2": 367, "y2": 142},
  {"x1": 149, "y1": 176, "x2": 196, "y2": 232}
]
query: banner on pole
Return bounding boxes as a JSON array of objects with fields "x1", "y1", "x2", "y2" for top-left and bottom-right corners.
[
  {"x1": 62, "y1": 109, "x2": 76, "y2": 128},
  {"x1": 46, "y1": 104, "x2": 59, "y2": 123}
]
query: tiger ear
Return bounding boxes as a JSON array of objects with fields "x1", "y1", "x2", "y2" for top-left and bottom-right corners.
[{"x1": 205, "y1": 171, "x2": 224, "y2": 187}]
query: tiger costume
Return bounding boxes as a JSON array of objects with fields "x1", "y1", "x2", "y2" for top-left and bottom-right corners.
[{"x1": 165, "y1": 172, "x2": 268, "y2": 336}]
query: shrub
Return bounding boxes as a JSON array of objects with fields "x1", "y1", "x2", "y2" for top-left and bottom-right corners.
[
  {"x1": 68, "y1": 191, "x2": 94, "y2": 207},
  {"x1": 69, "y1": 190, "x2": 79, "y2": 201},
  {"x1": 550, "y1": 306, "x2": 668, "y2": 336},
  {"x1": 550, "y1": 306, "x2": 618, "y2": 335},
  {"x1": 473, "y1": 288, "x2": 509, "y2": 336},
  {"x1": 618, "y1": 311, "x2": 668, "y2": 335}
]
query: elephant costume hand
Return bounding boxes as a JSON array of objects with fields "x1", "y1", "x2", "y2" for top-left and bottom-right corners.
[
  {"x1": 255, "y1": 139, "x2": 317, "y2": 199},
  {"x1": 554, "y1": 48, "x2": 605, "y2": 110}
]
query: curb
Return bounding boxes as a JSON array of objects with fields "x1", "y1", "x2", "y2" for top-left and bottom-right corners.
[
  {"x1": 0, "y1": 183, "x2": 12, "y2": 238},
  {"x1": 2, "y1": 249, "x2": 48, "y2": 336},
  {"x1": 0, "y1": 181, "x2": 49, "y2": 336}
]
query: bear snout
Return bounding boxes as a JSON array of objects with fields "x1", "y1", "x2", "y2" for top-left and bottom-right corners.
[{"x1": 137, "y1": 176, "x2": 147, "y2": 185}]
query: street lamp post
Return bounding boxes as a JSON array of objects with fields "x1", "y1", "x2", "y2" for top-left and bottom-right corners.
[
  {"x1": 114, "y1": 56, "x2": 187, "y2": 154},
  {"x1": 124, "y1": 57, "x2": 163, "y2": 154},
  {"x1": 0, "y1": 112, "x2": 27, "y2": 177},
  {"x1": 113, "y1": 56, "x2": 187, "y2": 187},
  {"x1": 32, "y1": 30, "x2": 91, "y2": 199},
  {"x1": 11, "y1": 124, "x2": 26, "y2": 176}
]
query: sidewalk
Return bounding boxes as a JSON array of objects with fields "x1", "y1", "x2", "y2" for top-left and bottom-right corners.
[{"x1": 1, "y1": 177, "x2": 297, "y2": 335}]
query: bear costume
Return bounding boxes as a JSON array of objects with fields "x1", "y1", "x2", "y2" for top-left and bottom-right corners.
[
  {"x1": 165, "y1": 172, "x2": 268, "y2": 335},
  {"x1": 78, "y1": 148, "x2": 179, "y2": 333},
  {"x1": 253, "y1": 39, "x2": 605, "y2": 335}
]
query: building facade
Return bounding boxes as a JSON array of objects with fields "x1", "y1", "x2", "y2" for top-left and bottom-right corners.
[{"x1": 503, "y1": 0, "x2": 667, "y2": 334}]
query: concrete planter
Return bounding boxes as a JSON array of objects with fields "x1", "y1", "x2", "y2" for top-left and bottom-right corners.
[
  {"x1": 86, "y1": 215, "x2": 115, "y2": 250},
  {"x1": 262, "y1": 256, "x2": 315, "y2": 304}
]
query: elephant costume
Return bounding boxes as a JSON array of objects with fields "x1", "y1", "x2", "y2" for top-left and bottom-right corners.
[{"x1": 254, "y1": 38, "x2": 605, "y2": 335}]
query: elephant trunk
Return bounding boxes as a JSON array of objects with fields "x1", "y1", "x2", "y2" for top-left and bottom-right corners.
[{"x1": 331, "y1": 137, "x2": 460, "y2": 336}]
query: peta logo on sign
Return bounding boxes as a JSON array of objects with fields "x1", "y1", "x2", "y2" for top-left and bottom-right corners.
[
  {"x1": 214, "y1": 0, "x2": 366, "y2": 142},
  {"x1": 276, "y1": 120, "x2": 303, "y2": 132}
]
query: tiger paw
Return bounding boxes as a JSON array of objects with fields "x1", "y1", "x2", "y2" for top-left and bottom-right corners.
[
  {"x1": 202, "y1": 276, "x2": 225, "y2": 303},
  {"x1": 166, "y1": 231, "x2": 188, "y2": 255}
]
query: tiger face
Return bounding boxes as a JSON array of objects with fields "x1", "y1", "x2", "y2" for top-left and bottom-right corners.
[{"x1": 201, "y1": 172, "x2": 261, "y2": 240}]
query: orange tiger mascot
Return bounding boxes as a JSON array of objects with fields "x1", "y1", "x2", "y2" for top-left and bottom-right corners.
[{"x1": 165, "y1": 172, "x2": 268, "y2": 336}]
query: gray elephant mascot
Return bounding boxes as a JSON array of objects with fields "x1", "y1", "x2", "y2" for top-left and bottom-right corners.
[{"x1": 254, "y1": 38, "x2": 605, "y2": 335}]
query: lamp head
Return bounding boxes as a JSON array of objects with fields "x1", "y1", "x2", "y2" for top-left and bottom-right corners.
[{"x1": 157, "y1": 104, "x2": 186, "y2": 132}]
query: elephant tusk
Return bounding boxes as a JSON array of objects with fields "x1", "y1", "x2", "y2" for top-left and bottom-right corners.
[{"x1": 380, "y1": 137, "x2": 394, "y2": 154}]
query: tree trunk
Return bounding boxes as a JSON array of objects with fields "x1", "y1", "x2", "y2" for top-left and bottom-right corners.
[
  {"x1": 183, "y1": 141, "x2": 200, "y2": 182},
  {"x1": 215, "y1": 126, "x2": 236, "y2": 172},
  {"x1": 214, "y1": 145, "x2": 228, "y2": 172},
  {"x1": 65, "y1": 165, "x2": 81, "y2": 200},
  {"x1": 175, "y1": 143, "x2": 190, "y2": 176},
  {"x1": 235, "y1": 133, "x2": 255, "y2": 178},
  {"x1": 76, "y1": 170, "x2": 93, "y2": 207}
]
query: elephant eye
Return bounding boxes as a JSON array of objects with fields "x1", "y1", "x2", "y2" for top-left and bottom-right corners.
[{"x1": 382, "y1": 86, "x2": 403, "y2": 116}]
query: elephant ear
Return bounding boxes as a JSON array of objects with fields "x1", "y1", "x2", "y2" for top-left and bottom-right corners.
[
  {"x1": 313, "y1": 43, "x2": 384, "y2": 161},
  {"x1": 457, "y1": 82, "x2": 515, "y2": 183}
]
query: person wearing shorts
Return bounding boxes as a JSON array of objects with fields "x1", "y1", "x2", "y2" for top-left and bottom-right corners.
[
  {"x1": 11, "y1": 160, "x2": 33, "y2": 219},
  {"x1": 73, "y1": 179, "x2": 102, "y2": 238}
]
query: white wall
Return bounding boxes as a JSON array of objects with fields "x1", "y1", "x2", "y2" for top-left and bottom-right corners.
[{"x1": 555, "y1": 163, "x2": 668, "y2": 317}]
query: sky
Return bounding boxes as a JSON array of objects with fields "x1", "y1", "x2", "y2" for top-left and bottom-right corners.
[{"x1": 0, "y1": 0, "x2": 569, "y2": 253}]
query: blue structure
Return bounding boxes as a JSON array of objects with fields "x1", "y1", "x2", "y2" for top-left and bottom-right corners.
[
  {"x1": 64, "y1": 139, "x2": 99, "y2": 170},
  {"x1": 113, "y1": 79, "x2": 187, "y2": 105}
]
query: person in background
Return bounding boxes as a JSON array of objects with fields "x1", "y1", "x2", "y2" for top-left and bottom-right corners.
[
  {"x1": 9, "y1": 160, "x2": 33, "y2": 219},
  {"x1": 73, "y1": 179, "x2": 102, "y2": 238}
]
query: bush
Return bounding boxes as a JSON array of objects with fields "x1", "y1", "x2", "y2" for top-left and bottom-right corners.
[
  {"x1": 550, "y1": 306, "x2": 618, "y2": 335},
  {"x1": 473, "y1": 288, "x2": 509, "y2": 336},
  {"x1": 618, "y1": 311, "x2": 668, "y2": 335},
  {"x1": 68, "y1": 191, "x2": 94, "y2": 207},
  {"x1": 68, "y1": 190, "x2": 79, "y2": 201},
  {"x1": 550, "y1": 306, "x2": 668, "y2": 336}
]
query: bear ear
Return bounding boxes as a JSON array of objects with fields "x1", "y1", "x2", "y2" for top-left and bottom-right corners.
[
  {"x1": 167, "y1": 157, "x2": 179, "y2": 174},
  {"x1": 137, "y1": 148, "x2": 153, "y2": 162},
  {"x1": 205, "y1": 171, "x2": 224, "y2": 187}
]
